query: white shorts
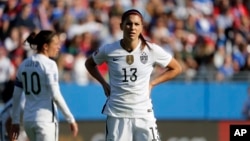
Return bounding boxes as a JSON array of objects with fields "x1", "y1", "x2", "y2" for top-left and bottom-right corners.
[
  {"x1": 106, "y1": 116, "x2": 161, "y2": 141},
  {"x1": 24, "y1": 121, "x2": 58, "y2": 141}
]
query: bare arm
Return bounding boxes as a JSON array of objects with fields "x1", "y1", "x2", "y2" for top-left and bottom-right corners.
[
  {"x1": 150, "y1": 58, "x2": 182, "y2": 87},
  {"x1": 85, "y1": 56, "x2": 110, "y2": 97}
]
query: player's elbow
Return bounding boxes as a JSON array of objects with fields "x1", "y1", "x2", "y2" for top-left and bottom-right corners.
[
  {"x1": 176, "y1": 64, "x2": 183, "y2": 76},
  {"x1": 85, "y1": 57, "x2": 96, "y2": 70},
  {"x1": 167, "y1": 58, "x2": 183, "y2": 77},
  {"x1": 170, "y1": 61, "x2": 183, "y2": 77}
]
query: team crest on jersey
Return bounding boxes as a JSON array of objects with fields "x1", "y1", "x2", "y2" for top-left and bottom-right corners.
[
  {"x1": 140, "y1": 52, "x2": 148, "y2": 64},
  {"x1": 126, "y1": 55, "x2": 134, "y2": 65}
]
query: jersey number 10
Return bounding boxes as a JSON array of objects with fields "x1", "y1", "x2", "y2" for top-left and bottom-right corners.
[{"x1": 22, "y1": 72, "x2": 41, "y2": 95}]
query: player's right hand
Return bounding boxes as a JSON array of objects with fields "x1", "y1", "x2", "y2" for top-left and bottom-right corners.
[
  {"x1": 70, "y1": 122, "x2": 78, "y2": 137},
  {"x1": 10, "y1": 124, "x2": 20, "y2": 141}
]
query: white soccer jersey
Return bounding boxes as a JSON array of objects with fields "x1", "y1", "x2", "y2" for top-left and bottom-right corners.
[
  {"x1": 92, "y1": 40, "x2": 172, "y2": 118},
  {"x1": 12, "y1": 54, "x2": 75, "y2": 124}
]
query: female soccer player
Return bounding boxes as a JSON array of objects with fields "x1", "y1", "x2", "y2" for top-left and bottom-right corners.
[
  {"x1": 85, "y1": 9, "x2": 182, "y2": 141},
  {"x1": 11, "y1": 30, "x2": 78, "y2": 141}
]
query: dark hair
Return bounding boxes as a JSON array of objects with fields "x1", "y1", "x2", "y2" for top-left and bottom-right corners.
[
  {"x1": 26, "y1": 30, "x2": 57, "y2": 52},
  {"x1": 121, "y1": 9, "x2": 151, "y2": 50},
  {"x1": 121, "y1": 9, "x2": 143, "y2": 23}
]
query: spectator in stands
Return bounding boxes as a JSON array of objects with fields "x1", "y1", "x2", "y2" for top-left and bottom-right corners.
[
  {"x1": 3, "y1": 27, "x2": 20, "y2": 52},
  {"x1": 0, "y1": 0, "x2": 21, "y2": 40},
  {"x1": 50, "y1": 0, "x2": 66, "y2": 32},
  {"x1": 13, "y1": 3, "x2": 37, "y2": 31},
  {"x1": 0, "y1": 0, "x2": 250, "y2": 84},
  {"x1": 216, "y1": 54, "x2": 234, "y2": 81},
  {"x1": 36, "y1": 0, "x2": 53, "y2": 30},
  {"x1": 101, "y1": 15, "x2": 123, "y2": 46},
  {"x1": 72, "y1": 51, "x2": 90, "y2": 86},
  {"x1": 0, "y1": 45, "x2": 15, "y2": 102}
]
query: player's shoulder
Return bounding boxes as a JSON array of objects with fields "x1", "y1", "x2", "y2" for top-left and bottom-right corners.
[
  {"x1": 102, "y1": 40, "x2": 120, "y2": 49},
  {"x1": 32, "y1": 54, "x2": 58, "y2": 71},
  {"x1": 145, "y1": 41, "x2": 161, "y2": 49},
  {"x1": 42, "y1": 59, "x2": 57, "y2": 71},
  {"x1": 35, "y1": 54, "x2": 56, "y2": 64},
  {"x1": 141, "y1": 41, "x2": 163, "y2": 54},
  {"x1": 98, "y1": 40, "x2": 120, "y2": 54},
  {"x1": 144, "y1": 41, "x2": 173, "y2": 56},
  {"x1": 18, "y1": 56, "x2": 32, "y2": 68}
]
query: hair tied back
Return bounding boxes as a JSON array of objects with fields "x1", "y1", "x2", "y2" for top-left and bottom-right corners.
[{"x1": 26, "y1": 32, "x2": 37, "y2": 50}]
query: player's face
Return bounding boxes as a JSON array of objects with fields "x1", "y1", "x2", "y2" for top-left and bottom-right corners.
[
  {"x1": 121, "y1": 14, "x2": 143, "y2": 41},
  {"x1": 47, "y1": 35, "x2": 61, "y2": 58}
]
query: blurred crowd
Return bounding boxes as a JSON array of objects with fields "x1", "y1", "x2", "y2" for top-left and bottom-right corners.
[{"x1": 0, "y1": 0, "x2": 250, "y2": 94}]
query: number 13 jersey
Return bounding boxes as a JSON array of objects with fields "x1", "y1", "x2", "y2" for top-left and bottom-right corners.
[{"x1": 92, "y1": 40, "x2": 172, "y2": 118}]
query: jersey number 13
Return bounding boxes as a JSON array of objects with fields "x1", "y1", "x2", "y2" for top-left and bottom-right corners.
[{"x1": 122, "y1": 68, "x2": 137, "y2": 82}]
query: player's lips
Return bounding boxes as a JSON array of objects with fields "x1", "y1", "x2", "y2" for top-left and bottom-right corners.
[{"x1": 129, "y1": 32, "x2": 136, "y2": 36}]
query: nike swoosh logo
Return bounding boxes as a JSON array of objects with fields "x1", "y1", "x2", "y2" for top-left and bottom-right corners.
[{"x1": 113, "y1": 58, "x2": 118, "y2": 61}]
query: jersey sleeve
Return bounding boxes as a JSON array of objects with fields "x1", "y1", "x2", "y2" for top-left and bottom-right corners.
[
  {"x1": 51, "y1": 84, "x2": 75, "y2": 123},
  {"x1": 46, "y1": 61, "x2": 59, "y2": 85},
  {"x1": 46, "y1": 62, "x2": 75, "y2": 123},
  {"x1": 92, "y1": 45, "x2": 107, "y2": 65},
  {"x1": 152, "y1": 43, "x2": 173, "y2": 67}
]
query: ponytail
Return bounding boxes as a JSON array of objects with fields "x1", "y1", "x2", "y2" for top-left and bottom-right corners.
[
  {"x1": 26, "y1": 32, "x2": 37, "y2": 50},
  {"x1": 25, "y1": 30, "x2": 57, "y2": 52},
  {"x1": 139, "y1": 34, "x2": 151, "y2": 50}
]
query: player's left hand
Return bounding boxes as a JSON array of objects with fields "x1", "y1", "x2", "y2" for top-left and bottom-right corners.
[
  {"x1": 70, "y1": 122, "x2": 78, "y2": 137},
  {"x1": 10, "y1": 124, "x2": 20, "y2": 141}
]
